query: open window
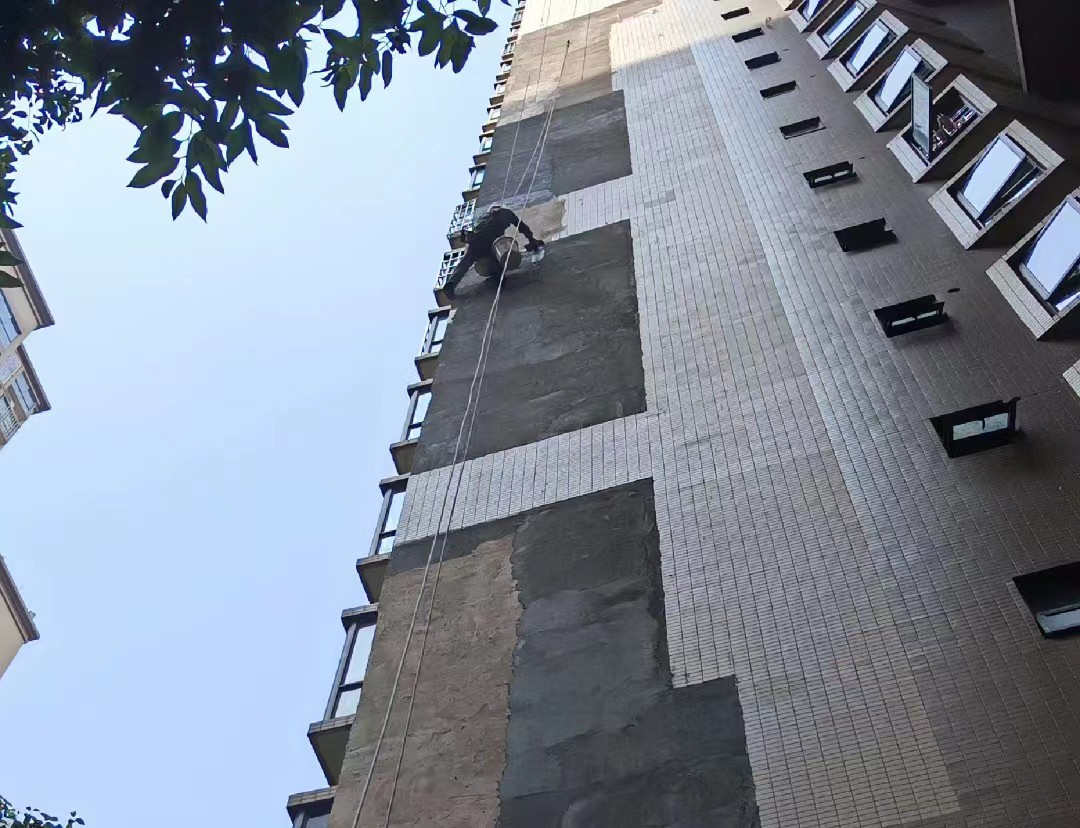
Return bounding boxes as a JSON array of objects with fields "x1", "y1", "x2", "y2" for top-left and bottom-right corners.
[
  {"x1": 929, "y1": 398, "x2": 1019, "y2": 458},
  {"x1": 468, "y1": 164, "x2": 487, "y2": 189},
  {"x1": 796, "y1": 0, "x2": 827, "y2": 23},
  {"x1": 1016, "y1": 198, "x2": 1080, "y2": 313},
  {"x1": 950, "y1": 135, "x2": 1042, "y2": 228},
  {"x1": 804, "y1": 161, "x2": 857, "y2": 188},
  {"x1": 420, "y1": 307, "x2": 451, "y2": 357},
  {"x1": 1015, "y1": 562, "x2": 1080, "y2": 637},
  {"x1": 820, "y1": 1, "x2": 865, "y2": 46},
  {"x1": 834, "y1": 217, "x2": 895, "y2": 252},
  {"x1": 326, "y1": 608, "x2": 378, "y2": 720},
  {"x1": 870, "y1": 46, "x2": 932, "y2": 114},
  {"x1": 368, "y1": 475, "x2": 408, "y2": 557},
  {"x1": 842, "y1": 19, "x2": 895, "y2": 77},
  {"x1": 780, "y1": 116, "x2": 824, "y2": 138},
  {"x1": 873, "y1": 294, "x2": 946, "y2": 337},
  {"x1": 746, "y1": 52, "x2": 780, "y2": 69}
]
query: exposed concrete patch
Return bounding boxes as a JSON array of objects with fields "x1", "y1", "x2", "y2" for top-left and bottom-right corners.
[
  {"x1": 413, "y1": 220, "x2": 645, "y2": 472},
  {"x1": 498, "y1": 480, "x2": 760, "y2": 826},
  {"x1": 330, "y1": 535, "x2": 521, "y2": 828},
  {"x1": 479, "y1": 90, "x2": 633, "y2": 212}
]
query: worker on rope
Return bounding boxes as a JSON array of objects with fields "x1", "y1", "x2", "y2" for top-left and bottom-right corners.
[{"x1": 443, "y1": 204, "x2": 544, "y2": 298}]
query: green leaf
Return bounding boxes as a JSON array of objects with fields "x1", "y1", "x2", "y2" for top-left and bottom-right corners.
[
  {"x1": 381, "y1": 51, "x2": 393, "y2": 87},
  {"x1": 225, "y1": 126, "x2": 247, "y2": 166},
  {"x1": 255, "y1": 116, "x2": 290, "y2": 148},
  {"x1": 171, "y1": 183, "x2": 188, "y2": 219},
  {"x1": 461, "y1": 15, "x2": 497, "y2": 35},
  {"x1": 200, "y1": 157, "x2": 225, "y2": 193},
  {"x1": 243, "y1": 120, "x2": 259, "y2": 164},
  {"x1": 417, "y1": 22, "x2": 441, "y2": 57},
  {"x1": 186, "y1": 172, "x2": 208, "y2": 221},
  {"x1": 436, "y1": 28, "x2": 454, "y2": 68},
  {"x1": 0, "y1": 250, "x2": 22, "y2": 267},
  {"x1": 0, "y1": 271, "x2": 21, "y2": 288},
  {"x1": 252, "y1": 91, "x2": 294, "y2": 117},
  {"x1": 161, "y1": 179, "x2": 177, "y2": 198},
  {"x1": 128, "y1": 157, "x2": 179, "y2": 188},
  {"x1": 358, "y1": 62, "x2": 374, "y2": 100},
  {"x1": 0, "y1": 214, "x2": 22, "y2": 230},
  {"x1": 323, "y1": 0, "x2": 346, "y2": 16},
  {"x1": 479, "y1": 0, "x2": 491, "y2": 14},
  {"x1": 450, "y1": 34, "x2": 474, "y2": 72},
  {"x1": 333, "y1": 64, "x2": 355, "y2": 110},
  {"x1": 159, "y1": 111, "x2": 185, "y2": 137},
  {"x1": 220, "y1": 99, "x2": 240, "y2": 130}
]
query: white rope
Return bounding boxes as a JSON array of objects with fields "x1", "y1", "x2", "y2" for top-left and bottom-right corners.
[{"x1": 349, "y1": 36, "x2": 572, "y2": 828}]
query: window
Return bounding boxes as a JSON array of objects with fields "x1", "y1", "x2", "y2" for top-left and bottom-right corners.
[
  {"x1": 499, "y1": 59, "x2": 513, "y2": 74},
  {"x1": 761, "y1": 80, "x2": 797, "y2": 98},
  {"x1": 402, "y1": 385, "x2": 432, "y2": 441},
  {"x1": 0, "y1": 293, "x2": 19, "y2": 348},
  {"x1": 486, "y1": 105, "x2": 501, "y2": 122},
  {"x1": 798, "y1": 0, "x2": 825, "y2": 20},
  {"x1": 780, "y1": 116, "x2": 824, "y2": 138},
  {"x1": 493, "y1": 82, "x2": 506, "y2": 96},
  {"x1": 10, "y1": 372, "x2": 35, "y2": 416},
  {"x1": 478, "y1": 133, "x2": 494, "y2": 153},
  {"x1": 503, "y1": 41, "x2": 515, "y2": 57},
  {"x1": 843, "y1": 20, "x2": 894, "y2": 76},
  {"x1": 929, "y1": 398, "x2": 1018, "y2": 458},
  {"x1": 438, "y1": 248, "x2": 465, "y2": 285},
  {"x1": 745, "y1": 52, "x2": 780, "y2": 69},
  {"x1": 370, "y1": 478, "x2": 408, "y2": 556},
  {"x1": 820, "y1": 2, "x2": 864, "y2": 46},
  {"x1": 469, "y1": 165, "x2": 486, "y2": 188},
  {"x1": 834, "y1": 217, "x2": 895, "y2": 252},
  {"x1": 722, "y1": 6, "x2": 750, "y2": 19},
  {"x1": 421, "y1": 308, "x2": 451, "y2": 356},
  {"x1": 291, "y1": 802, "x2": 332, "y2": 828},
  {"x1": 448, "y1": 200, "x2": 476, "y2": 238},
  {"x1": 1015, "y1": 562, "x2": 1080, "y2": 637},
  {"x1": 873, "y1": 294, "x2": 946, "y2": 337},
  {"x1": 953, "y1": 135, "x2": 1041, "y2": 227},
  {"x1": 1018, "y1": 198, "x2": 1080, "y2": 311},
  {"x1": 872, "y1": 47, "x2": 931, "y2": 113},
  {"x1": 0, "y1": 396, "x2": 18, "y2": 439},
  {"x1": 733, "y1": 27, "x2": 763, "y2": 42},
  {"x1": 804, "y1": 161, "x2": 856, "y2": 188},
  {"x1": 329, "y1": 616, "x2": 377, "y2": 718}
]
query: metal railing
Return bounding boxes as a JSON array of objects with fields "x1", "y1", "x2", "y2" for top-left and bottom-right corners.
[
  {"x1": 436, "y1": 249, "x2": 466, "y2": 289},
  {"x1": 447, "y1": 200, "x2": 476, "y2": 239}
]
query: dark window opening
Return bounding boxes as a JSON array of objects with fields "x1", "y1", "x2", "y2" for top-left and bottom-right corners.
[
  {"x1": 820, "y1": 1, "x2": 865, "y2": 46},
  {"x1": 843, "y1": 20, "x2": 895, "y2": 76},
  {"x1": 761, "y1": 80, "x2": 796, "y2": 98},
  {"x1": 1015, "y1": 562, "x2": 1080, "y2": 637},
  {"x1": 722, "y1": 6, "x2": 750, "y2": 18},
  {"x1": 871, "y1": 47, "x2": 932, "y2": 114},
  {"x1": 906, "y1": 86, "x2": 979, "y2": 162},
  {"x1": 873, "y1": 294, "x2": 946, "y2": 337},
  {"x1": 929, "y1": 397, "x2": 1019, "y2": 458},
  {"x1": 327, "y1": 613, "x2": 377, "y2": 719},
  {"x1": 368, "y1": 477, "x2": 408, "y2": 557},
  {"x1": 952, "y1": 135, "x2": 1041, "y2": 228},
  {"x1": 804, "y1": 161, "x2": 856, "y2": 188},
  {"x1": 1018, "y1": 197, "x2": 1080, "y2": 314},
  {"x1": 780, "y1": 116, "x2": 824, "y2": 138},
  {"x1": 402, "y1": 385, "x2": 432, "y2": 442},
  {"x1": 733, "y1": 26, "x2": 763, "y2": 42},
  {"x1": 746, "y1": 52, "x2": 780, "y2": 69},
  {"x1": 291, "y1": 802, "x2": 332, "y2": 828},
  {"x1": 834, "y1": 217, "x2": 895, "y2": 252}
]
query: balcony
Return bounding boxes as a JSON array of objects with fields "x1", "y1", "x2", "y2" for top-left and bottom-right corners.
[
  {"x1": 389, "y1": 380, "x2": 433, "y2": 475},
  {"x1": 435, "y1": 248, "x2": 466, "y2": 303},
  {"x1": 447, "y1": 200, "x2": 477, "y2": 246},
  {"x1": 286, "y1": 788, "x2": 334, "y2": 828},
  {"x1": 307, "y1": 604, "x2": 378, "y2": 785},
  {"x1": 357, "y1": 474, "x2": 408, "y2": 602},
  {"x1": 415, "y1": 306, "x2": 452, "y2": 381}
]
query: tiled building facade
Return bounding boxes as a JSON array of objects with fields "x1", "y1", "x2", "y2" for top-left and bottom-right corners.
[{"x1": 286, "y1": 0, "x2": 1080, "y2": 826}]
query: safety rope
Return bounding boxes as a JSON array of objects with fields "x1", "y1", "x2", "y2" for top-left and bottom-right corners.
[{"x1": 349, "y1": 36, "x2": 572, "y2": 828}]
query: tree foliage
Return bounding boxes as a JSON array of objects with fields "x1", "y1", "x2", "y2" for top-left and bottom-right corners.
[
  {"x1": 0, "y1": 0, "x2": 506, "y2": 230},
  {"x1": 0, "y1": 795, "x2": 85, "y2": 828}
]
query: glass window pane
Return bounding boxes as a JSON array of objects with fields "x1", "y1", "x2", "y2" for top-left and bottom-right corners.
[
  {"x1": 821, "y1": 3, "x2": 863, "y2": 45},
  {"x1": 376, "y1": 533, "x2": 395, "y2": 555},
  {"x1": 431, "y1": 315, "x2": 448, "y2": 351},
  {"x1": 303, "y1": 814, "x2": 330, "y2": 828},
  {"x1": 846, "y1": 21, "x2": 890, "y2": 74},
  {"x1": 343, "y1": 623, "x2": 376, "y2": 685},
  {"x1": 334, "y1": 686, "x2": 361, "y2": 718},
  {"x1": 983, "y1": 413, "x2": 1010, "y2": 433},
  {"x1": 800, "y1": 0, "x2": 823, "y2": 19},
  {"x1": 875, "y1": 49, "x2": 920, "y2": 111},
  {"x1": 0, "y1": 294, "x2": 20, "y2": 348},
  {"x1": 411, "y1": 391, "x2": 431, "y2": 429},
  {"x1": 959, "y1": 138, "x2": 1024, "y2": 217},
  {"x1": 952, "y1": 420, "x2": 983, "y2": 440},
  {"x1": 1024, "y1": 202, "x2": 1080, "y2": 297},
  {"x1": 383, "y1": 489, "x2": 404, "y2": 535},
  {"x1": 12, "y1": 373, "x2": 35, "y2": 415}
]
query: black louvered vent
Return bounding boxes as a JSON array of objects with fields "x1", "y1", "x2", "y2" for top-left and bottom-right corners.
[
  {"x1": 804, "y1": 161, "x2": 856, "y2": 188},
  {"x1": 780, "y1": 116, "x2": 823, "y2": 138},
  {"x1": 722, "y1": 6, "x2": 750, "y2": 19},
  {"x1": 746, "y1": 52, "x2": 780, "y2": 69},
  {"x1": 873, "y1": 295, "x2": 947, "y2": 337},
  {"x1": 733, "y1": 26, "x2": 763, "y2": 42},
  {"x1": 834, "y1": 218, "x2": 896, "y2": 252},
  {"x1": 760, "y1": 80, "x2": 796, "y2": 98}
]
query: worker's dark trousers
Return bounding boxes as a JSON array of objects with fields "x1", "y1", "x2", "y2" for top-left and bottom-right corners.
[{"x1": 446, "y1": 240, "x2": 498, "y2": 290}]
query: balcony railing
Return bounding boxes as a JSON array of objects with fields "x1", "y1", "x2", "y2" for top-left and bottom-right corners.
[
  {"x1": 447, "y1": 200, "x2": 476, "y2": 241},
  {"x1": 0, "y1": 400, "x2": 19, "y2": 440},
  {"x1": 436, "y1": 248, "x2": 466, "y2": 290}
]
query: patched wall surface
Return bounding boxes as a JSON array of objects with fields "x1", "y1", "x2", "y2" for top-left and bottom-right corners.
[
  {"x1": 338, "y1": 0, "x2": 1080, "y2": 825},
  {"x1": 412, "y1": 220, "x2": 645, "y2": 471}
]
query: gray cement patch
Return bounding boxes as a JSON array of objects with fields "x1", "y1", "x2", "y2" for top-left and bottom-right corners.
[{"x1": 413, "y1": 220, "x2": 645, "y2": 472}]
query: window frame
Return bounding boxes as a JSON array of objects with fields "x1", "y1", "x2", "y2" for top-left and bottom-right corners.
[
  {"x1": 10, "y1": 371, "x2": 36, "y2": 417},
  {"x1": 0, "y1": 291, "x2": 20, "y2": 349},
  {"x1": 842, "y1": 19, "x2": 895, "y2": 77},
  {"x1": 953, "y1": 134, "x2": 1042, "y2": 228},
  {"x1": 324, "y1": 606, "x2": 379, "y2": 721},
  {"x1": 797, "y1": 0, "x2": 826, "y2": 23},
  {"x1": 420, "y1": 307, "x2": 452, "y2": 356},
  {"x1": 1015, "y1": 562, "x2": 1080, "y2": 637},
  {"x1": 819, "y1": 0, "x2": 865, "y2": 46},
  {"x1": 929, "y1": 398, "x2": 1019, "y2": 458},
  {"x1": 400, "y1": 381, "x2": 434, "y2": 442},
  {"x1": 290, "y1": 799, "x2": 333, "y2": 828},
  {"x1": 873, "y1": 294, "x2": 946, "y2": 337},
  {"x1": 367, "y1": 475, "x2": 409, "y2": 557},
  {"x1": 1017, "y1": 197, "x2": 1080, "y2": 310},
  {"x1": 871, "y1": 46, "x2": 932, "y2": 115}
]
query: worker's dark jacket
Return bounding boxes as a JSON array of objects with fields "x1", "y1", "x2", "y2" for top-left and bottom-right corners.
[{"x1": 468, "y1": 207, "x2": 531, "y2": 245}]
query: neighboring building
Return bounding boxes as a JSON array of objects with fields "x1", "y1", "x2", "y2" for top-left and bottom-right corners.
[
  {"x1": 288, "y1": 0, "x2": 1080, "y2": 826},
  {"x1": 0, "y1": 556, "x2": 38, "y2": 680}
]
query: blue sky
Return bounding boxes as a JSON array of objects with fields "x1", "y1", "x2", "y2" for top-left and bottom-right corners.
[{"x1": 0, "y1": 16, "x2": 507, "y2": 827}]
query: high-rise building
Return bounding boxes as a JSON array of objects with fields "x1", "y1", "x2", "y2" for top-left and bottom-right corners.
[
  {"x1": 286, "y1": 0, "x2": 1080, "y2": 824},
  {"x1": 0, "y1": 228, "x2": 51, "y2": 679}
]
